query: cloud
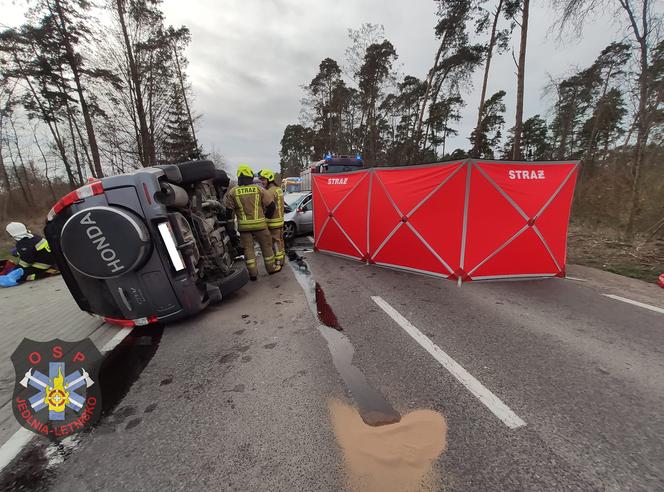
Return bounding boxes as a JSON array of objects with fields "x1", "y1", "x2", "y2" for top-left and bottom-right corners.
[
  {"x1": 2, "y1": 0, "x2": 626, "y2": 174},
  {"x1": 162, "y1": 0, "x2": 624, "y2": 170}
]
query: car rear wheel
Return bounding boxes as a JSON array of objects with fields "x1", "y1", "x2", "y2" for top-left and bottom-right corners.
[{"x1": 283, "y1": 221, "x2": 296, "y2": 240}]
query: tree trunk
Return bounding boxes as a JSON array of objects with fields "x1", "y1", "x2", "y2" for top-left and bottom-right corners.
[
  {"x1": 0, "y1": 147, "x2": 11, "y2": 197},
  {"x1": 115, "y1": 0, "x2": 156, "y2": 167},
  {"x1": 34, "y1": 131, "x2": 57, "y2": 201},
  {"x1": 414, "y1": 39, "x2": 447, "y2": 151},
  {"x1": 73, "y1": 115, "x2": 95, "y2": 178},
  {"x1": 65, "y1": 99, "x2": 85, "y2": 184},
  {"x1": 52, "y1": 0, "x2": 104, "y2": 178},
  {"x1": 624, "y1": 0, "x2": 650, "y2": 237},
  {"x1": 472, "y1": 0, "x2": 503, "y2": 157},
  {"x1": 13, "y1": 53, "x2": 77, "y2": 188},
  {"x1": 625, "y1": 42, "x2": 649, "y2": 237},
  {"x1": 6, "y1": 124, "x2": 31, "y2": 205},
  {"x1": 583, "y1": 65, "x2": 615, "y2": 180},
  {"x1": 172, "y1": 41, "x2": 198, "y2": 149},
  {"x1": 0, "y1": 116, "x2": 12, "y2": 196},
  {"x1": 512, "y1": 0, "x2": 530, "y2": 160}
]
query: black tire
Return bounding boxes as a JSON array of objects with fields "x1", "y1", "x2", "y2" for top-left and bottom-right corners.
[
  {"x1": 213, "y1": 169, "x2": 230, "y2": 188},
  {"x1": 155, "y1": 164, "x2": 183, "y2": 184},
  {"x1": 283, "y1": 221, "x2": 296, "y2": 240},
  {"x1": 177, "y1": 160, "x2": 217, "y2": 184},
  {"x1": 212, "y1": 264, "x2": 250, "y2": 298}
]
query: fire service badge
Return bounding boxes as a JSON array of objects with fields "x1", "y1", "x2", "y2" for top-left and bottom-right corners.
[{"x1": 11, "y1": 338, "x2": 103, "y2": 438}]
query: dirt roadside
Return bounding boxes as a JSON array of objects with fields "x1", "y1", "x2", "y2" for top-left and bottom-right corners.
[{"x1": 567, "y1": 223, "x2": 664, "y2": 284}]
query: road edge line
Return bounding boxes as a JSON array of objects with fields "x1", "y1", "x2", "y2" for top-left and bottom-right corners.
[
  {"x1": 0, "y1": 428, "x2": 33, "y2": 472},
  {"x1": 602, "y1": 294, "x2": 664, "y2": 315},
  {"x1": 371, "y1": 296, "x2": 526, "y2": 430}
]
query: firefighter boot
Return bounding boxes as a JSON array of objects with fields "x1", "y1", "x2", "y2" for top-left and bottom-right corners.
[
  {"x1": 240, "y1": 232, "x2": 258, "y2": 280},
  {"x1": 255, "y1": 228, "x2": 280, "y2": 274},
  {"x1": 271, "y1": 227, "x2": 285, "y2": 266}
]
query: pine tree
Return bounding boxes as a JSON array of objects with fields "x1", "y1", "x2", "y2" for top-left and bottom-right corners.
[{"x1": 161, "y1": 85, "x2": 198, "y2": 164}]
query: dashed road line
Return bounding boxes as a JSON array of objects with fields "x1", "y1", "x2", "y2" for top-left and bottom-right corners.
[
  {"x1": 603, "y1": 294, "x2": 664, "y2": 315},
  {"x1": 371, "y1": 296, "x2": 527, "y2": 429}
]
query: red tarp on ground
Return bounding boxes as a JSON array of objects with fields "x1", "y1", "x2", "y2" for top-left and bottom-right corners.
[{"x1": 313, "y1": 159, "x2": 579, "y2": 283}]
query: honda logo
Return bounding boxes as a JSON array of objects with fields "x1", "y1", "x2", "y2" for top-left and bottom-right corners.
[{"x1": 79, "y1": 212, "x2": 125, "y2": 274}]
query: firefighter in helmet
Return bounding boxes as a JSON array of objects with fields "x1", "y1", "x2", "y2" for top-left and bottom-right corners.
[
  {"x1": 223, "y1": 165, "x2": 281, "y2": 280},
  {"x1": 258, "y1": 169, "x2": 285, "y2": 267},
  {"x1": 3, "y1": 222, "x2": 59, "y2": 282}
]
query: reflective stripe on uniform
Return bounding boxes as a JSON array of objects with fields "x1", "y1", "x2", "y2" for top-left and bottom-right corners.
[
  {"x1": 266, "y1": 185, "x2": 285, "y2": 224},
  {"x1": 19, "y1": 261, "x2": 51, "y2": 270},
  {"x1": 237, "y1": 218, "x2": 267, "y2": 231},
  {"x1": 246, "y1": 259, "x2": 257, "y2": 266},
  {"x1": 266, "y1": 218, "x2": 284, "y2": 228},
  {"x1": 35, "y1": 239, "x2": 51, "y2": 252},
  {"x1": 234, "y1": 185, "x2": 267, "y2": 231},
  {"x1": 254, "y1": 192, "x2": 260, "y2": 221},
  {"x1": 275, "y1": 252, "x2": 285, "y2": 260},
  {"x1": 234, "y1": 194, "x2": 247, "y2": 222},
  {"x1": 26, "y1": 274, "x2": 36, "y2": 281}
]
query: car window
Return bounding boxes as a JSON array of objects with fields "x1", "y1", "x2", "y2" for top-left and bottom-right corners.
[
  {"x1": 301, "y1": 199, "x2": 313, "y2": 212},
  {"x1": 285, "y1": 193, "x2": 307, "y2": 209}
]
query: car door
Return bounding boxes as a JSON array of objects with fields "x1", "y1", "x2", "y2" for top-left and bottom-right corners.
[{"x1": 298, "y1": 196, "x2": 314, "y2": 234}]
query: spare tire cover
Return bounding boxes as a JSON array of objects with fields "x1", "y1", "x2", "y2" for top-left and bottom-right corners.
[{"x1": 61, "y1": 206, "x2": 151, "y2": 279}]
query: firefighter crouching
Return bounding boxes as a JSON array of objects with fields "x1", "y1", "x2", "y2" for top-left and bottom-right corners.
[
  {"x1": 224, "y1": 165, "x2": 281, "y2": 280},
  {"x1": 3, "y1": 222, "x2": 59, "y2": 283},
  {"x1": 258, "y1": 169, "x2": 285, "y2": 267}
]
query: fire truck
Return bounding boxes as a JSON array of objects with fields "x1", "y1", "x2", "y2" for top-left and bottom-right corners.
[{"x1": 300, "y1": 153, "x2": 363, "y2": 191}]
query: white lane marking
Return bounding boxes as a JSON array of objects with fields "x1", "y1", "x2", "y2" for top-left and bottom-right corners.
[
  {"x1": 307, "y1": 235, "x2": 315, "y2": 244},
  {"x1": 603, "y1": 294, "x2": 664, "y2": 315},
  {"x1": 0, "y1": 326, "x2": 134, "y2": 473},
  {"x1": 371, "y1": 296, "x2": 527, "y2": 429},
  {"x1": 101, "y1": 327, "x2": 133, "y2": 353},
  {"x1": 0, "y1": 428, "x2": 33, "y2": 471},
  {"x1": 565, "y1": 276, "x2": 587, "y2": 282}
]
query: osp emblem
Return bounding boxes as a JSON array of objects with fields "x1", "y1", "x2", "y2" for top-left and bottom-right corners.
[{"x1": 11, "y1": 338, "x2": 103, "y2": 438}]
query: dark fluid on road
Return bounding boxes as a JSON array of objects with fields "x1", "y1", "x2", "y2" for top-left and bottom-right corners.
[
  {"x1": 0, "y1": 325, "x2": 164, "y2": 490},
  {"x1": 98, "y1": 325, "x2": 164, "y2": 416},
  {"x1": 315, "y1": 282, "x2": 341, "y2": 330},
  {"x1": 290, "y1": 257, "x2": 401, "y2": 426}
]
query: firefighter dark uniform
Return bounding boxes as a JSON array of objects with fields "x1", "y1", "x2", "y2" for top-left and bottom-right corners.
[
  {"x1": 5, "y1": 222, "x2": 58, "y2": 281},
  {"x1": 258, "y1": 169, "x2": 285, "y2": 266},
  {"x1": 224, "y1": 165, "x2": 281, "y2": 280}
]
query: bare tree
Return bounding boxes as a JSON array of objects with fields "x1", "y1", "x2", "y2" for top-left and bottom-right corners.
[
  {"x1": 114, "y1": 0, "x2": 157, "y2": 167},
  {"x1": 49, "y1": 0, "x2": 104, "y2": 177},
  {"x1": 552, "y1": 0, "x2": 663, "y2": 236},
  {"x1": 512, "y1": 0, "x2": 530, "y2": 160}
]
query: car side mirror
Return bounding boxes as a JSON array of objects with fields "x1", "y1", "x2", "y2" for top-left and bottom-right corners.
[{"x1": 296, "y1": 208, "x2": 303, "y2": 214}]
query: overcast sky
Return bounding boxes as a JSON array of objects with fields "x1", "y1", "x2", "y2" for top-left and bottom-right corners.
[{"x1": 2, "y1": 0, "x2": 629, "y2": 175}]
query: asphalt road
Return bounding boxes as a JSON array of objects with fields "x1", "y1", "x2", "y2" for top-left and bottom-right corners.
[{"x1": 1, "y1": 240, "x2": 663, "y2": 491}]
